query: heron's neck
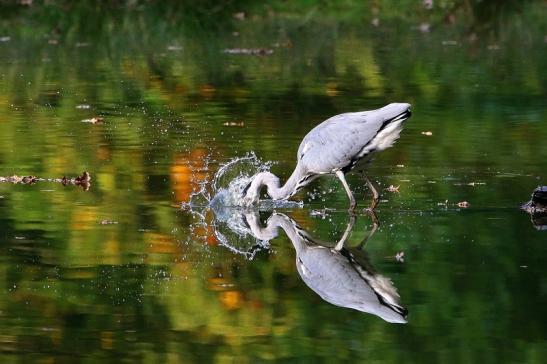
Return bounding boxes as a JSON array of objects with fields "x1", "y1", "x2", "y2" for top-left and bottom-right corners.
[
  {"x1": 246, "y1": 213, "x2": 309, "y2": 254},
  {"x1": 248, "y1": 164, "x2": 305, "y2": 200},
  {"x1": 271, "y1": 215, "x2": 311, "y2": 254}
]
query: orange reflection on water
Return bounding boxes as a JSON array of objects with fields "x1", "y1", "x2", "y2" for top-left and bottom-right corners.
[
  {"x1": 208, "y1": 270, "x2": 245, "y2": 311},
  {"x1": 145, "y1": 232, "x2": 179, "y2": 255},
  {"x1": 101, "y1": 331, "x2": 114, "y2": 350},
  {"x1": 170, "y1": 149, "x2": 211, "y2": 203},
  {"x1": 192, "y1": 223, "x2": 219, "y2": 246},
  {"x1": 219, "y1": 291, "x2": 244, "y2": 310}
]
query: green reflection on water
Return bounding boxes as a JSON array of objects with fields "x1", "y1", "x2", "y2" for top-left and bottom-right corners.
[{"x1": 0, "y1": 1, "x2": 546, "y2": 362}]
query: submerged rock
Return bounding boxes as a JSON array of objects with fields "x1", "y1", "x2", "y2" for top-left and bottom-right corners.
[
  {"x1": 521, "y1": 186, "x2": 547, "y2": 213},
  {"x1": 521, "y1": 186, "x2": 547, "y2": 230}
]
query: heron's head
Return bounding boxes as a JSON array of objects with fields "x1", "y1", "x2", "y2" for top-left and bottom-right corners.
[{"x1": 241, "y1": 172, "x2": 281, "y2": 206}]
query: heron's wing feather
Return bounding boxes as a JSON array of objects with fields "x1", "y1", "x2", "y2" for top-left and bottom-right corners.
[{"x1": 298, "y1": 112, "x2": 384, "y2": 173}]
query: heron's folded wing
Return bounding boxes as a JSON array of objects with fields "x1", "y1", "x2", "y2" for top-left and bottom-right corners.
[{"x1": 298, "y1": 112, "x2": 384, "y2": 173}]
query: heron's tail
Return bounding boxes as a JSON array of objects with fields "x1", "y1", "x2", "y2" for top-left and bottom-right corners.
[{"x1": 369, "y1": 103, "x2": 411, "y2": 151}]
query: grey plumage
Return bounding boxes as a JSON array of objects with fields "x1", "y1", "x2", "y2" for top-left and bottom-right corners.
[
  {"x1": 244, "y1": 103, "x2": 412, "y2": 209},
  {"x1": 244, "y1": 212, "x2": 407, "y2": 323}
]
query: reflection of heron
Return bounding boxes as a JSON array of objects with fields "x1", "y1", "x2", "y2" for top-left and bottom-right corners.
[
  {"x1": 243, "y1": 103, "x2": 411, "y2": 210},
  {"x1": 242, "y1": 211, "x2": 408, "y2": 324}
]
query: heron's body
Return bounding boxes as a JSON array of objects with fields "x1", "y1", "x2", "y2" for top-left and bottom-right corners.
[{"x1": 244, "y1": 103, "x2": 411, "y2": 209}]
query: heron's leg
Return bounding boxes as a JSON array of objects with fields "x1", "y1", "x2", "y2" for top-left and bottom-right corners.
[
  {"x1": 362, "y1": 173, "x2": 379, "y2": 210},
  {"x1": 334, "y1": 214, "x2": 356, "y2": 251},
  {"x1": 357, "y1": 209, "x2": 379, "y2": 250},
  {"x1": 335, "y1": 170, "x2": 356, "y2": 211}
]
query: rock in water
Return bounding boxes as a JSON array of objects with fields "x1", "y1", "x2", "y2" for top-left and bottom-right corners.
[
  {"x1": 531, "y1": 186, "x2": 547, "y2": 207},
  {"x1": 521, "y1": 186, "x2": 547, "y2": 230}
]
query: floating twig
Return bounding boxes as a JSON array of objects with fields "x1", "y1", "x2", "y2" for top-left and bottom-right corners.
[
  {"x1": 81, "y1": 117, "x2": 104, "y2": 124},
  {"x1": 223, "y1": 48, "x2": 273, "y2": 56},
  {"x1": 0, "y1": 172, "x2": 91, "y2": 190}
]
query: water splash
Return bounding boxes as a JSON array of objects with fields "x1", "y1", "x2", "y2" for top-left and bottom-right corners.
[
  {"x1": 210, "y1": 206, "x2": 270, "y2": 259},
  {"x1": 209, "y1": 152, "x2": 270, "y2": 208},
  {"x1": 182, "y1": 152, "x2": 303, "y2": 210},
  {"x1": 180, "y1": 152, "x2": 302, "y2": 258}
]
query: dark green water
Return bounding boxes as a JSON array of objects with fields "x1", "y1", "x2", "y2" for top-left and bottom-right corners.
[{"x1": 0, "y1": 1, "x2": 546, "y2": 362}]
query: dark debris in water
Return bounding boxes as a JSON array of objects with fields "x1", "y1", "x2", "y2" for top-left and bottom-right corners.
[
  {"x1": 386, "y1": 251, "x2": 405, "y2": 263},
  {"x1": 521, "y1": 186, "x2": 547, "y2": 230},
  {"x1": 437, "y1": 200, "x2": 471, "y2": 209},
  {"x1": 223, "y1": 121, "x2": 245, "y2": 127},
  {"x1": 0, "y1": 171, "x2": 91, "y2": 190},
  {"x1": 99, "y1": 220, "x2": 118, "y2": 225},
  {"x1": 81, "y1": 116, "x2": 104, "y2": 124},
  {"x1": 457, "y1": 201, "x2": 470, "y2": 208},
  {"x1": 223, "y1": 48, "x2": 273, "y2": 56},
  {"x1": 521, "y1": 186, "x2": 547, "y2": 214},
  {"x1": 0, "y1": 175, "x2": 39, "y2": 184}
]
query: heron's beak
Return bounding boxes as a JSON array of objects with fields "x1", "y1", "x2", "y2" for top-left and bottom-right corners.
[
  {"x1": 390, "y1": 108, "x2": 411, "y2": 123},
  {"x1": 242, "y1": 180, "x2": 252, "y2": 197}
]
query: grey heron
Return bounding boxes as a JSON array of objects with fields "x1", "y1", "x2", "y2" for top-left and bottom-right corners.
[
  {"x1": 243, "y1": 211, "x2": 407, "y2": 323},
  {"x1": 243, "y1": 103, "x2": 411, "y2": 210}
]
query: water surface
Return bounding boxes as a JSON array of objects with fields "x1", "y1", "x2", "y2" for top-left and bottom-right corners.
[{"x1": 0, "y1": 2, "x2": 546, "y2": 362}]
